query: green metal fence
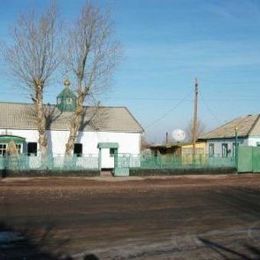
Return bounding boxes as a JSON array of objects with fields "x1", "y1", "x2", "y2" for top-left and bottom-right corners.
[
  {"x1": 0, "y1": 152, "x2": 236, "y2": 174},
  {"x1": 0, "y1": 154, "x2": 99, "y2": 171},
  {"x1": 238, "y1": 147, "x2": 260, "y2": 173},
  {"x1": 117, "y1": 153, "x2": 235, "y2": 170}
]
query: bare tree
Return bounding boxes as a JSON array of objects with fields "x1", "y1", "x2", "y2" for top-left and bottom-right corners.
[
  {"x1": 3, "y1": 1, "x2": 61, "y2": 159},
  {"x1": 185, "y1": 119, "x2": 206, "y2": 142},
  {"x1": 64, "y1": 2, "x2": 119, "y2": 155}
]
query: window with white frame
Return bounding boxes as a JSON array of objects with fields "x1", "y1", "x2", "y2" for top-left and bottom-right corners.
[
  {"x1": 222, "y1": 143, "x2": 228, "y2": 157},
  {"x1": 0, "y1": 144, "x2": 7, "y2": 156},
  {"x1": 16, "y1": 144, "x2": 22, "y2": 154},
  {"x1": 209, "y1": 143, "x2": 214, "y2": 157},
  {"x1": 232, "y1": 142, "x2": 239, "y2": 157},
  {"x1": 67, "y1": 98, "x2": 72, "y2": 104}
]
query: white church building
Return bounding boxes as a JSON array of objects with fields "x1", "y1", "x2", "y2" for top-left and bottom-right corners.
[{"x1": 0, "y1": 83, "x2": 144, "y2": 171}]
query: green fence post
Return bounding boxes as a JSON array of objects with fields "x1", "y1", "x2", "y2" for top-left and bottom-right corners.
[{"x1": 235, "y1": 127, "x2": 238, "y2": 171}]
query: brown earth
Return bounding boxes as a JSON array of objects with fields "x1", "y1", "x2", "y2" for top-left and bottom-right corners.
[{"x1": 0, "y1": 174, "x2": 260, "y2": 259}]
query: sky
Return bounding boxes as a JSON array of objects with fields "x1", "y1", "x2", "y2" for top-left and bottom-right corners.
[{"x1": 0, "y1": 0, "x2": 260, "y2": 143}]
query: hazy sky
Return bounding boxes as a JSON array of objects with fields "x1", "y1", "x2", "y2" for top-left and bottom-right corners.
[{"x1": 1, "y1": 0, "x2": 260, "y2": 142}]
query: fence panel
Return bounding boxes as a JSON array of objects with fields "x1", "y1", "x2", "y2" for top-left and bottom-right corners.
[
  {"x1": 253, "y1": 147, "x2": 260, "y2": 173},
  {"x1": 0, "y1": 154, "x2": 99, "y2": 171},
  {"x1": 237, "y1": 147, "x2": 253, "y2": 172},
  {"x1": 115, "y1": 154, "x2": 130, "y2": 176},
  {"x1": 138, "y1": 154, "x2": 235, "y2": 170}
]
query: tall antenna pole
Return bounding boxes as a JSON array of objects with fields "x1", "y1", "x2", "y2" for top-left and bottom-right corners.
[{"x1": 192, "y1": 78, "x2": 199, "y2": 161}]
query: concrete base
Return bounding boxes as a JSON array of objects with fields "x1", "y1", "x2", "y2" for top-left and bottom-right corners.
[{"x1": 114, "y1": 167, "x2": 129, "y2": 177}]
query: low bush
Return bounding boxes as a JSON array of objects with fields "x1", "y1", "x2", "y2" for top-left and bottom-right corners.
[
  {"x1": 129, "y1": 167, "x2": 237, "y2": 176},
  {"x1": 1, "y1": 169, "x2": 100, "y2": 178}
]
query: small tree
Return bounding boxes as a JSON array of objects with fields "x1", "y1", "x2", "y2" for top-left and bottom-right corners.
[
  {"x1": 3, "y1": 1, "x2": 61, "y2": 159},
  {"x1": 64, "y1": 1, "x2": 119, "y2": 155},
  {"x1": 185, "y1": 119, "x2": 206, "y2": 142}
]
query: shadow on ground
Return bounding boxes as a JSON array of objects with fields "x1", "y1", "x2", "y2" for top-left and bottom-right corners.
[
  {"x1": 198, "y1": 237, "x2": 260, "y2": 260},
  {"x1": 0, "y1": 222, "x2": 99, "y2": 260}
]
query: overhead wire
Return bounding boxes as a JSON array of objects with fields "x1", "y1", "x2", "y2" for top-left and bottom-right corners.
[
  {"x1": 200, "y1": 92, "x2": 222, "y2": 124},
  {"x1": 145, "y1": 90, "x2": 192, "y2": 129}
]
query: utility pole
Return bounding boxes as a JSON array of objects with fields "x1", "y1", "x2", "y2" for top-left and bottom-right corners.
[{"x1": 192, "y1": 78, "x2": 199, "y2": 162}]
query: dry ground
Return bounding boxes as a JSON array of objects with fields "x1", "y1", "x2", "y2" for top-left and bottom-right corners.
[{"x1": 0, "y1": 174, "x2": 260, "y2": 259}]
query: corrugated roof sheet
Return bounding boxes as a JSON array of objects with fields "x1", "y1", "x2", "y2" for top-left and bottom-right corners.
[
  {"x1": 0, "y1": 102, "x2": 143, "y2": 133},
  {"x1": 200, "y1": 114, "x2": 260, "y2": 139}
]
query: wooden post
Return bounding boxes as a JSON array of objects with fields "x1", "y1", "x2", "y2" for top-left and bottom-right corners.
[{"x1": 192, "y1": 78, "x2": 199, "y2": 163}]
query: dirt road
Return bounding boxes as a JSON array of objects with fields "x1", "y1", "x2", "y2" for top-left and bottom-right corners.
[{"x1": 0, "y1": 175, "x2": 260, "y2": 259}]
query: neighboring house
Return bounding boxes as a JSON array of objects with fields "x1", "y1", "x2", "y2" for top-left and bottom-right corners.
[
  {"x1": 0, "y1": 83, "x2": 144, "y2": 170},
  {"x1": 181, "y1": 142, "x2": 207, "y2": 164},
  {"x1": 149, "y1": 144, "x2": 181, "y2": 157},
  {"x1": 199, "y1": 114, "x2": 260, "y2": 157},
  {"x1": 148, "y1": 142, "x2": 207, "y2": 165},
  {"x1": 148, "y1": 143, "x2": 181, "y2": 165}
]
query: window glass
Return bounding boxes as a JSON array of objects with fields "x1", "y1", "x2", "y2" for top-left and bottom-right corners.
[
  {"x1": 110, "y1": 148, "x2": 116, "y2": 157},
  {"x1": 16, "y1": 144, "x2": 22, "y2": 154},
  {"x1": 27, "y1": 142, "x2": 37, "y2": 156},
  {"x1": 74, "y1": 143, "x2": 83, "y2": 157},
  {"x1": 209, "y1": 144, "x2": 214, "y2": 157},
  {"x1": 232, "y1": 142, "x2": 239, "y2": 157},
  {"x1": 222, "y1": 143, "x2": 228, "y2": 157},
  {"x1": 0, "y1": 144, "x2": 7, "y2": 156}
]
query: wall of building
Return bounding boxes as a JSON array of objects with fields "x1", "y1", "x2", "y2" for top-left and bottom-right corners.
[
  {"x1": 206, "y1": 138, "x2": 247, "y2": 157},
  {"x1": 201, "y1": 136, "x2": 260, "y2": 157},
  {"x1": 247, "y1": 137, "x2": 260, "y2": 146},
  {"x1": 0, "y1": 129, "x2": 38, "y2": 154},
  {"x1": 181, "y1": 142, "x2": 207, "y2": 164},
  {"x1": 0, "y1": 128, "x2": 141, "y2": 168},
  {"x1": 181, "y1": 142, "x2": 207, "y2": 155}
]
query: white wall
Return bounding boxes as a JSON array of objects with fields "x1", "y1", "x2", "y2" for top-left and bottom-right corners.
[
  {"x1": 78, "y1": 131, "x2": 141, "y2": 155},
  {"x1": 0, "y1": 129, "x2": 38, "y2": 154},
  {"x1": 0, "y1": 128, "x2": 141, "y2": 168},
  {"x1": 247, "y1": 137, "x2": 260, "y2": 146},
  {"x1": 206, "y1": 138, "x2": 247, "y2": 157}
]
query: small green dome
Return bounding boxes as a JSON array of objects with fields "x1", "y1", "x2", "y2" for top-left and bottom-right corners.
[{"x1": 56, "y1": 80, "x2": 77, "y2": 112}]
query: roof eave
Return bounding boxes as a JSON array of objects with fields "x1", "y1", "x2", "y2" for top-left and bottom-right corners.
[{"x1": 199, "y1": 135, "x2": 248, "y2": 141}]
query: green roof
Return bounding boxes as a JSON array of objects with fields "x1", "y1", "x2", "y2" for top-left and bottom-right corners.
[
  {"x1": 0, "y1": 135, "x2": 25, "y2": 143},
  {"x1": 57, "y1": 87, "x2": 77, "y2": 99},
  {"x1": 56, "y1": 87, "x2": 77, "y2": 112},
  {"x1": 97, "y1": 142, "x2": 119, "y2": 149}
]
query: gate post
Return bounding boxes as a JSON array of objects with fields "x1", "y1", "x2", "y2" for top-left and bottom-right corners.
[{"x1": 235, "y1": 127, "x2": 238, "y2": 170}]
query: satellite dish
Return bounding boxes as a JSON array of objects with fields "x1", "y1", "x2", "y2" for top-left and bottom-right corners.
[{"x1": 172, "y1": 129, "x2": 186, "y2": 142}]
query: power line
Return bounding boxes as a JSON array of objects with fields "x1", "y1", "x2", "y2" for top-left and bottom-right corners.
[
  {"x1": 101, "y1": 96, "x2": 193, "y2": 101},
  {"x1": 200, "y1": 92, "x2": 222, "y2": 124},
  {"x1": 145, "y1": 91, "x2": 191, "y2": 129}
]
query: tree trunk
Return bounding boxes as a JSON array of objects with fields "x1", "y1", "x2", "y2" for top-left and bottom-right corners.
[
  {"x1": 35, "y1": 86, "x2": 48, "y2": 160},
  {"x1": 65, "y1": 93, "x2": 85, "y2": 156}
]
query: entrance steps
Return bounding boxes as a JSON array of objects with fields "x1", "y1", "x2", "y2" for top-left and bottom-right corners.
[{"x1": 100, "y1": 169, "x2": 113, "y2": 177}]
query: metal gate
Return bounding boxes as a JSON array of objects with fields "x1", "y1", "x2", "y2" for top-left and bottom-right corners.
[{"x1": 238, "y1": 147, "x2": 260, "y2": 173}]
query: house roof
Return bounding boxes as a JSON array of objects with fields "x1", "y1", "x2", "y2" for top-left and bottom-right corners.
[
  {"x1": 0, "y1": 102, "x2": 144, "y2": 133},
  {"x1": 57, "y1": 87, "x2": 77, "y2": 99},
  {"x1": 200, "y1": 114, "x2": 260, "y2": 140}
]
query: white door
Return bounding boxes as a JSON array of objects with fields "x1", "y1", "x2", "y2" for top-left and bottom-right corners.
[{"x1": 101, "y1": 148, "x2": 115, "y2": 169}]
